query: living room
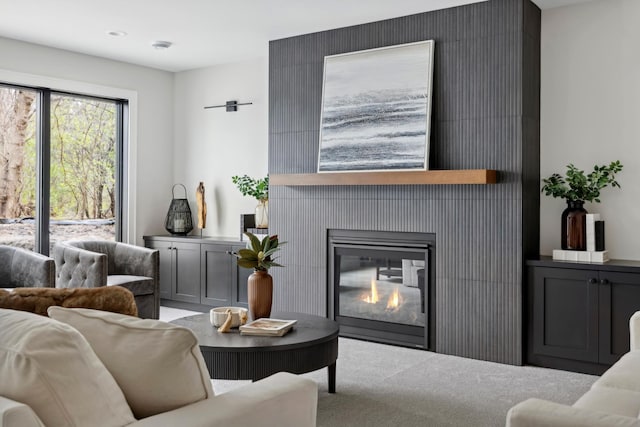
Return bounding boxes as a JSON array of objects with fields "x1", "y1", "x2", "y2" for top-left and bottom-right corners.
[{"x1": 1, "y1": 0, "x2": 640, "y2": 426}]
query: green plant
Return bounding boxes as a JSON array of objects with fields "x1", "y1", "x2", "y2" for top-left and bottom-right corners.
[
  {"x1": 541, "y1": 161, "x2": 623, "y2": 203},
  {"x1": 235, "y1": 232, "x2": 285, "y2": 271},
  {"x1": 231, "y1": 175, "x2": 268, "y2": 202}
]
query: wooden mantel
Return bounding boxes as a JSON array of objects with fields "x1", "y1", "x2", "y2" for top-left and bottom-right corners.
[{"x1": 270, "y1": 169, "x2": 497, "y2": 186}]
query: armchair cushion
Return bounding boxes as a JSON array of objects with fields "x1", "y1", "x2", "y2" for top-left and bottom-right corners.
[
  {"x1": 48, "y1": 307, "x2": 214, "y2": 419},
  {"x1": 108, "y1": 275, "x2": 155, "y2": 295},
  {"x1": 0, "y1": 309, "x2": 135, "y2": 427}
]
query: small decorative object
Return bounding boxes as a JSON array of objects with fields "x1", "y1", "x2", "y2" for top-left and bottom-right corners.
[
  {"x1": 165, "y1": 184, "x2": 194, "y2": 235},
  {"x1": 231, "y1": 175, "x2": 269, "y2": 228},
  {"x1": 318, "y1": 40, "x2": 435, "y2": 172},
  {"x1": 234, "y1": 232, "x2": 285, "y2": 320},
  {"x1": 210, "y1": 306, "x2": 248, "y2": 329},
  {"x1": 196, "y1": 182, "x2": 207, "y2": 229},
  {"x1": 542, "y1": 161, "x2": 623, "y2": 250}
]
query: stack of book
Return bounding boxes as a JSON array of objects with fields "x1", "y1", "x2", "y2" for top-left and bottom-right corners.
[
  {"x1": 239, "y1": 318, "x2": 297, "y2": 337},
  {"x1": 553, "y1": 213, "x2": 608, "y2": 263}
]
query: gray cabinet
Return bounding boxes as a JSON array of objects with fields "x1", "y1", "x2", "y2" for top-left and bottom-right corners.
[
  {"x1": 144, "y1": 236, "x2": 248, "y2": 310},
  {"x1": 527, "y1": 258, "x2": 640, "y2": 375},
  {"x1": 145, "y1": 239, "x2": 200, "y2": 304}
]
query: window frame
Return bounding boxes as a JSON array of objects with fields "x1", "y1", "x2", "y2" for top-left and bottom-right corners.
[{"x1": 0, "y1": 82, "x2": 128, "y2": 254}]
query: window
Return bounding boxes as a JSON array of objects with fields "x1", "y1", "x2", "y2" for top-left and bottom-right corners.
[{"x1": 0, "y1": 83, "x2": 127, "y2": 254}]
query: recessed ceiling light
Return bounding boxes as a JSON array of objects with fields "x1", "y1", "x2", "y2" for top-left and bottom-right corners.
[
  {"x1": 151, "y1": 40, "x2": 172, "y2": 50},
  {"x1": 106, "y1": 30, "x2": 127, "y2": 37}
]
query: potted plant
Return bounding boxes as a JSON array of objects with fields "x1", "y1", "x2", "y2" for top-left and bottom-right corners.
[
  {"x1": 231, "y1": 175, "x2": 269, "y2": 228},
  {"x1": 541, "y1": 161, "x2": 623, "y2": 250},
  {"x1": 235, "y1": 232, "x2": 285, "y2": 319}
]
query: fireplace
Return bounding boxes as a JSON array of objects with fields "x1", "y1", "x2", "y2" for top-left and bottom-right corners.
[{"x1": 328, "y1": 229, "x2": 435, "y2": 349}]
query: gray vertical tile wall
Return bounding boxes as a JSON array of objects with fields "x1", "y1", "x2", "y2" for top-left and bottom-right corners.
[{"x1": 269, "y1": 0, "x2": 541, "y2": 365}]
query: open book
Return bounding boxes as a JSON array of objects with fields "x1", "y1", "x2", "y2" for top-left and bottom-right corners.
[{"x1": 239, "y1": 318, "x2": 297, "y2": 336}]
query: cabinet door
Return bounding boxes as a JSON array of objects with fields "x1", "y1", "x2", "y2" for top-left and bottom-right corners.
[
  {"x1": 599, "y1": 272, "x2": 640, "y2": 365},
  {"x1": 532, "y1": 267, "x2": 599, "y2": 362},
  {"x1": 146, "y1": 240, "x2": 173, "y2": 299},
  {"x1": 172, "y1": 242, "x2": 201, "y2": 304},
  {"x1": 201, "y1": 244, "x2": 232, "y2": 306},
  {"x1": 231, "y1": 243, "x2": 250, "y2": 307}
]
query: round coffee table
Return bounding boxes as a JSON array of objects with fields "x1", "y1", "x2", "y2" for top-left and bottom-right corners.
[{"x1": 171, "y1": 311, "x2": 339, "y2": 393}]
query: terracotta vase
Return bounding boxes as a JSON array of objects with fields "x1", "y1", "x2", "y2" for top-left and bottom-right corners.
[
  {"x1": 561, "y1": 200, "x2": 587, "y2": 250},
  {"x1": 247, "y1": 270, "x2": 273, "y2": 320}
]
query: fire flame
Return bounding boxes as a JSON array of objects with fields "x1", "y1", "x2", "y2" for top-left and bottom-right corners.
[
  {"x1": 386, "y1": 288, "x2": 401, "y2": 310},
  {"x1": 362, "y1": 278, "x2": 379, "y2": 304}
]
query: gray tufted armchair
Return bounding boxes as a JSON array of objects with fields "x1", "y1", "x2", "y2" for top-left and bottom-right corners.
[
  {"x1": 53, "y1": 241, "x2": 160, "y2": 319},
  {"x1": 0, "y1": 245, "x2": 55, "y2": 288}
]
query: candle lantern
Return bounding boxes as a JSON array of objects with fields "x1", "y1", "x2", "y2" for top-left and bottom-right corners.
[{"x1": 165, "y1": 184, "x2": 193, "y2": 235}]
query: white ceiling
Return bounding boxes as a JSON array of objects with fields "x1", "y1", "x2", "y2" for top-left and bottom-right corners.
[{"x1": 0, "y1": 0, "x2": 595, "y2": 72}]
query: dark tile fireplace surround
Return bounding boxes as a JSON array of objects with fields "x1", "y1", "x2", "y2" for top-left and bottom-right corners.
[{"x1": 268, "y1": 0, "x2": 541, "y2": 365}]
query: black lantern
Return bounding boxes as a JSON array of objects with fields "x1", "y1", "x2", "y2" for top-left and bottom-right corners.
[{"x1": 165, "y1": 184, "x2": 194, "y2": 235}]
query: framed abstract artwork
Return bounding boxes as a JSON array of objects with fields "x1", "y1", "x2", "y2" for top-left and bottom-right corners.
[{"x1": 317, "y1": 40, "x2": 435, "y2": 173}]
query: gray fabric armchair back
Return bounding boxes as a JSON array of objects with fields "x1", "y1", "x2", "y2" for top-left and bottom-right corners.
[
  {"x1": 53, "y1": 241, "x2": 160, "y2": 319},
  {"x1": 0, "y1": 245, "x2": 55, "y2": 288}
]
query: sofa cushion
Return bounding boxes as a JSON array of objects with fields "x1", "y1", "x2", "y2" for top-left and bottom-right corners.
[
  {"x1": 574, "y1": 386, "x2": 640, "y2": 418},
  {"x1": 593, "y1": 351, "x2": 640, "y2": 393},
  {"x1": 48, "y1": 307, "x2": 214, "y2": 419},
  {"x1": 0, "y1": 396, "x2": 46, "y2": 427},
  {"x1": 0, "y1": 308, "x2": 136, "y2": 427}
]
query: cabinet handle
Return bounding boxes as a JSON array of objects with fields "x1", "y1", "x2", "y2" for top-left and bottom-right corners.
[
  {"x1": 588, "y1": 278, "x2": 598, "y2": 284},
  {"x1": 600, "y1": 279, "x2": 610, "y2": 285}
]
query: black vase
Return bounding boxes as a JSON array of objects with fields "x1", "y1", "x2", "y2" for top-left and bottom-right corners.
[{"x1": 561, "y1": 200, "x2": 587, "y2": 250}]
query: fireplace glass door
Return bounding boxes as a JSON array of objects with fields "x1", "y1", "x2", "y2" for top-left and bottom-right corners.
[{"x1": 336, "y1": 246, "x2": 427, "y2": 327}]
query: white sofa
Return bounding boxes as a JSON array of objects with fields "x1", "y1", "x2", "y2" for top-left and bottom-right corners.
[
  {"x1": 0, "y1": 307, "x2": 317, "y2": 427},
  {"x1": 507, "y1": 311, "x2": 640, "y2": 427}
]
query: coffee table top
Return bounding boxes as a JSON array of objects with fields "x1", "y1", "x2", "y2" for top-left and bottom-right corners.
[{"x1": 171, "y1": 311, "x2": 339, "y2": 352}]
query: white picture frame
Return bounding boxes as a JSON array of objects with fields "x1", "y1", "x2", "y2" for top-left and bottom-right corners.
[{"x1": 317, "y1": 40, "x2": 435, "y2": 173}]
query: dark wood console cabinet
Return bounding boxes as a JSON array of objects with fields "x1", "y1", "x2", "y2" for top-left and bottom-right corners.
[
  {"x1": 527, "y1": 257, "x2": 640, "y2": 375},
  {"x1": 144, "y1": 236, "x2": 249, "y2": 312}
]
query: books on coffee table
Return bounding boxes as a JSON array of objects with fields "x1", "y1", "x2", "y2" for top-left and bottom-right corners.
[{"x1": 239, "y1": 318, "x2": 297, "y2": 336}]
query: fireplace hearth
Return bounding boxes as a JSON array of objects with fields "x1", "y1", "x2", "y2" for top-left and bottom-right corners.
[{"x1": 328, "y1": 229, "x2": 435, "y2": 349}]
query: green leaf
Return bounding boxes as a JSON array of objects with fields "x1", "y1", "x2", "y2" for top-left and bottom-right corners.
[
  {"x1": 237, "y1": 258, "x2": 257, "y2": 269},
  {"x1": 237, "y1": 249, "x2": 258, "y2": 261},
  {"x1": 246, "y1": 232, "x2": 262, "y2": 253}
]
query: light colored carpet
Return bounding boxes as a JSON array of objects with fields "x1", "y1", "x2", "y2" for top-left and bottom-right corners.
[{"x1": 160, "y1": 306, "x2": 597, "y2": 427}]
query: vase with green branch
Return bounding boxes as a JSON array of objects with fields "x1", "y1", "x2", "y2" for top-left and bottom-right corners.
[
  {"x1": 232, "y1": 175, "x2": 269, "y2": 228},
  {"x1": 234, "y1": 232, "x2": 285, "y2": 319},
  {"x1": 541, "y1": 161, "x2": 623, "y2": 250}
]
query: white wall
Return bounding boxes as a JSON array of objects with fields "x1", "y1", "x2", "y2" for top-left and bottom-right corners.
[
  {"x1": 173, "y1": 58, "x2": 268, "y2": 238},
  {"x1": 0, "y1": 37, "x2": 174, "y2": 245},
  {"x1": 541, "y1": 0, "x2": 640, "y2": 260}
]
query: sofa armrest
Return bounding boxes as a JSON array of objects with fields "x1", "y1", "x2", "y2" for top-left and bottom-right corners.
[
  {"x1": 53, "y1": 243, "x2": 108, "y2": 288},
  {"x1": 131, "y1": 372, "x2": 317, "y2": 427},
  {"x1": 630, "y1": 312, "x2": 640, "y2": 351},
  {"x1": 8, "y1": 249, "x2": 55, "y2": 288},
  {"x1": 0, "y1": 396, "x2": 45, "y2": 427},
  {"x1": 507, "y1": 398, "x2": 640, "y2": 427}
]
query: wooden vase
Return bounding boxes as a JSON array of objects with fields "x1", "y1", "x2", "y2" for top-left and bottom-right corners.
[{"x1": 247, "y1": 270, "x2": 272, "y2": 320}]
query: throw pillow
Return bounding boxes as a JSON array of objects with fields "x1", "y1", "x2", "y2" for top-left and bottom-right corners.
[
  {"x1": 0, "y1": 308, "x2": 136, "y2": 427},
  {"x1": 48, "y1": 307, "x2": 214, "y2": 419},
  {"x1": 0, "y1": 286, "x2": 138, "y2": 317}
]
